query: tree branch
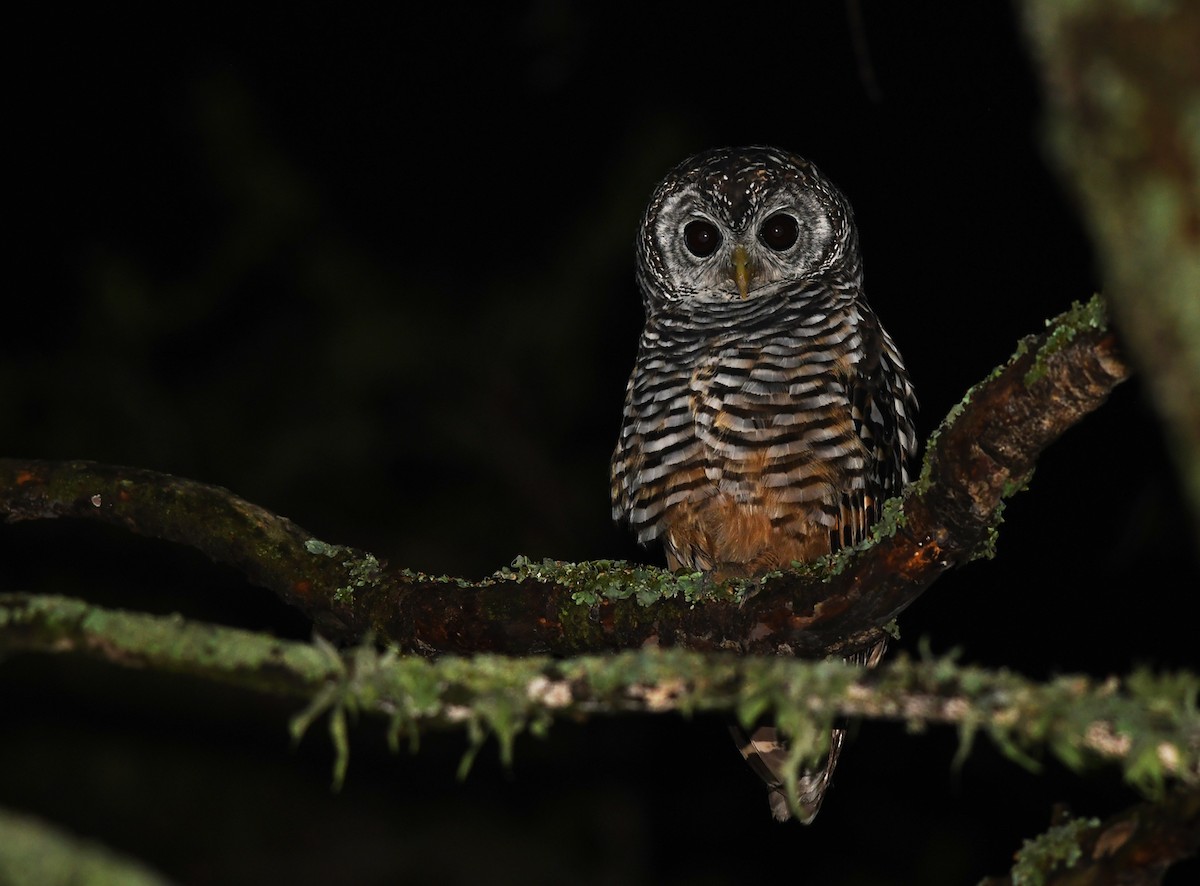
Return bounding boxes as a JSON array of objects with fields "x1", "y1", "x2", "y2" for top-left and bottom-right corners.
[
  {"x1": 0, "y1": 299, "x2": 1131, "y2": 658},
  {"x1": 2, "y1": 593, "x2": 1195, "y2": 797},
  {"x1": 981, "y1": 790, "x2": 1200, "y2": 886}
]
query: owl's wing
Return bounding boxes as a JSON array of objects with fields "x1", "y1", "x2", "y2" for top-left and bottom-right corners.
[
  {"x1": 609, "y1": 332, "x2": 711, "y2": 552},
  {"x1": 843, "y1": 307, "x2": 918, "y2": 547}
]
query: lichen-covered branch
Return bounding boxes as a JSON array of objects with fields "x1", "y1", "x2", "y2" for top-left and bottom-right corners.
[
  {"x1": 0, "y1": 298, "x2": 1131, "y2": 659},
  {"x1": 0, "y1": 458, "x2": 376, "y2": 640},
  {"x1": 980, "y1": 790, "x2": 1200, "y2": 886},
  {"x1": 0, "y1": 593, "x2": 343, "y2": 695},
  {"x1": 2, "y1": 593, "x2": 1196, "y2": 798}
]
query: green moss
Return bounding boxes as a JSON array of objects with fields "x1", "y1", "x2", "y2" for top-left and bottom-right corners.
[
  {"x1": 497, "y1": 555, "x2": 753, "y2": 607},
  {"x1": 1010, "y1": 816, "x2": 1100, "y2": 886},
  {"x1": 1025, "y1": 296, "x2": 1110, "y2": 385},
  {"x1": 300, "y1": 535, "x2": 384, "y2": 605},
  {"x1": 302, "y1": 540, "x2": 385, "y2": 605},
  {"x1": 393, "y1": 567, "x2": 466, "y2": 586},
  {"x1": 1001, "y1": 469, "x2": 1036, "y2": 499},
  {"x1": 303, "y1": 539, "x2": 342, "y2": 558},
  {"x1": 334, "y1": 552, "x2": 383, "y2": 604},
  {"x1": 291, "y1": 642, "x2": 564, "y2": 787},
  {"x1": 820, "y1": 492, "x2": 911, "y2": 576}
]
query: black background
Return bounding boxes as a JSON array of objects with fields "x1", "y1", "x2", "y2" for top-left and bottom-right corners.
[{"x1": 4, "y1": 3, "x2": 1198, "y2": 884}]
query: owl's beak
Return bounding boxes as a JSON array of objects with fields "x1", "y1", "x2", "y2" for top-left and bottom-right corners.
[{"x1": 731, "y1": 245, "x2": 752, "y2": 299}]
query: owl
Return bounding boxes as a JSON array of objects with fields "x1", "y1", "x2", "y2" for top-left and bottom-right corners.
[{"x1": 610, "y1": 146, "x2": 918, "y2": 822}]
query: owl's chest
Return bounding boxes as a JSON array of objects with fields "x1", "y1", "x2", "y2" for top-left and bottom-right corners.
[
  {"x1": 629, "y1": 331, "x2": 861, "y2": 501},
  {"x1": 676, "y1": 330, "x2": 856, "y2": 434},
  {"x1": 614, "y1": 319, "x2": 875, "y2": 565},
  {"x1": 642, "y1": 343, "x2": 863, "y2": 571}
]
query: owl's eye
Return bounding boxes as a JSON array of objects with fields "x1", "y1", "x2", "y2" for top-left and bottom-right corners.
[
  {"x1": 759, "y1": 214, "x2": 799, "y2": 251},
  {"x1": 683, "y1": 220, "x2": 722, "y2": 258}
]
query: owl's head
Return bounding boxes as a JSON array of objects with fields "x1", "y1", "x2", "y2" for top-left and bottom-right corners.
[{"x1": 636, "y1": 146, "x2": 860, "y2": 313}]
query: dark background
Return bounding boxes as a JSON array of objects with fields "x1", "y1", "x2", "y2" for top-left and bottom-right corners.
[{"x1": 4, "y1": 3, "x2": 1197, "y2": 884}]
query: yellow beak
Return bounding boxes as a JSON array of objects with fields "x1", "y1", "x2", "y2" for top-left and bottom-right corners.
[{"x1": 732, "y1": 245, "x2": 751, "y2": 299}]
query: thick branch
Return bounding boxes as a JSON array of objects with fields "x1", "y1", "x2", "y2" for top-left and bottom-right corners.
[
  {"x1": 981, "y1": 791, "x2": 1200, "y2": 886},
  {"x1": 0, "y1": 299, "x2": 1130, "y2": 657},
  {"x1": 2, "y1": 593, "x2": 1196, "y2": 796}
]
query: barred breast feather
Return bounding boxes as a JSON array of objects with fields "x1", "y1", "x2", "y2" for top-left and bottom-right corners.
[{"x1": 610, "y1": 280, "x2": 916, "y2": 578}]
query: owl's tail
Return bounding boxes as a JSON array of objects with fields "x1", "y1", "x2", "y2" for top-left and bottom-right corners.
[
  {"x1": 734, "y1": 640, "x2": 887, "y2": 822},
  {"x1": 731, "y1": 723, "x2": 845, "y2": 823}
]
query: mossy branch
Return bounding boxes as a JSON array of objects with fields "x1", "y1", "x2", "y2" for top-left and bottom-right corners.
[
  {"x1": 2, "y1": 592, "x2": 1196, "y2": 799},
  {"x1": 0, "y1": 298, "x2": 1130, "y2": 660},
  {"x1": 980, "y1": 790, "x2": 1200, "y2": 886}
]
